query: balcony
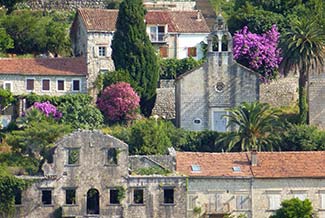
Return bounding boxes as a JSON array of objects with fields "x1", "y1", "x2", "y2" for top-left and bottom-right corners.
[{"x1": 149, "y1": 32, "x2": 167, "y2": 43}]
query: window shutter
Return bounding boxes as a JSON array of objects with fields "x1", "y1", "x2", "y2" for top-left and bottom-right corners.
[
  {"x1": 215, "y1": 194, "x2": 222, "y2": 212},
  {"x1": 160, "y1": 47, "x2": 168, "y2": 58},
  {"x1": 93, "y1": 46, "x2": 98, "y2": 58},
  {"x1": 321, "y1": 194, "x2": 325, "y2": 209}
]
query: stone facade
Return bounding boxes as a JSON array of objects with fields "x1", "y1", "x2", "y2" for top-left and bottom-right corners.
[
  {"x1": 309, "y1": 73, "x2": 325, "y2": 129},
  {"x1": 152, "y1": 80, "x2": 176, "y2": 120},
  {"x1": 0, "y1": 74, "x2": 87, "y2": 96},
  {"x1": 175, "y1": 15, "x2": 259, "y2": 131},
  {"x1": 13, "y1": 130, "x2": 186, "y2": 218}
]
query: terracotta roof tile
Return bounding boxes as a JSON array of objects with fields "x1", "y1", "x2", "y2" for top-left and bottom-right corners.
[
  {"x1": 0, "y1": 57, "x2": 87, "y2": 76},
  {"x1": 176, "y1": 151, "x2": 325, "y2": 178},
  {"x1": 176, "y1": 152, "x2": 252, "y2": 177},
  {"x1": 77, "y1": 8, "x2": 210, "y2": 33}
]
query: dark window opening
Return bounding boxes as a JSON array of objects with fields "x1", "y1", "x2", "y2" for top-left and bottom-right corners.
[
  {"x1": 57, "y1": 80, "x2": 65, "y2": 91},
  {"x1": 14, "y1": 189, "x2": 22, "y2": 205},
  {"x1": 68, "y1": 149, "x2": 80, "y2": 165},
  {"x1": 66, "y1": 189, "x2": 76, "y2": 205},
  {"x1": 72, "y1": 80, "x2": 80, "y2": 91},
  {"x1": 42, "y1": 79, "x2": 50, "y2": 91},
  {"x1": 26, "y1": 79, "x2": 34, "y2": 91},
  {"x1": 133, "y1": 189, "x2": 144, "y2": 204},
  {"x1": 87, "y1": 189, "x2": 99, "y2": 214},
  {"x1": 107, "y1": 148, "x2": 117, "y2": 165},
  {"x1": 42, "y1": 190, "x2": 52, "y2": 205},
  {"x1": 110, "y1": 189, "x2": 119, "y2": 204},
  {"x1": 163, "y1": 188, "x2": 174, "y2": 204}
]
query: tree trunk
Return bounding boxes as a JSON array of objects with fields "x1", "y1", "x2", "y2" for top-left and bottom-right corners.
[{"x1": 298, "y1": 71, "x2": 308, "y2": 124}]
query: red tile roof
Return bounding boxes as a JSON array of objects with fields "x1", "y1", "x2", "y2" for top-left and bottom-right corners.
[
  {"x1": 176, "y1": 151, "x2": 325, "y2": 178},
  {"x1": 77, "y1": 8, "x2": 210, "y2": 33},
  {"x1": 0, "y1": 57, "x2": 87, "y2": 76}
]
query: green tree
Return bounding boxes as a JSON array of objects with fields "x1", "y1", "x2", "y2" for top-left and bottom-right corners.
[
  {"x1": 0, "y1": 28, "x2": 13, "y2": 52},
  {"x1": 111, "y1": 0, "x2": 159, "y2": 116},
  {"x1": 220, "y1": 102, "x2": 281, "y2": 151},
  {"x1": 270, "y1": 198, "x2": 313, "y2": 218},
  {"x1": 280, "y1": 19, "x2": 325, "y2": 124},
  {"x1": 0, "y1": 0, "x2": 25, "y2": 14}
]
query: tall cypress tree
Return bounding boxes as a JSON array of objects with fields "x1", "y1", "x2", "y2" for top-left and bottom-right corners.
[{"x1": 112, "y1": 0, "x2": 159, "y2": 116}]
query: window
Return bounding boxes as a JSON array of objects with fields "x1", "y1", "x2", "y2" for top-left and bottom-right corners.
[
  {"x1": 42, "y1": 79, "x2": 50, "y2": 91},
  {"x1": 188, "y1": 47, "x2": 197, "y2": 57},
  {"x1": 294, "y1": 193, "x2": 307, "y2": 201},
  {"x1": 98, "y1": 46, "x2": 107, "y2": 57},
  {"x1": 191, "y1": 164, "x2": 201, "y2": 172},
  {"x1": 57, "y1": 79, "x2": 65, "y2": 91},
  {"x1": 268, "y1": 194, "x2": 281, "y2": 210},
  {"x1": 110, "y1": 189, "x2": 119, "y2": 204},
  {"x1": 72, "y1": 80, "x2": 80, "y2": 91},
  {"x1": 236, "y1": 195, "x2": 249, "y2": 210},
  {"x1": 188, "y1": 194, "x2": 196, "y2": 210},
  {"x1": 68, "y1": 148, "x2": 80, "y2": 165},
  {"x1": 133, "y1": 189, "x2": 144, "y2": 204},
  {"x1": 14, "y1": 189, "x2": 22, "y2": 205},
  {"x1": 159, "y1": 47, "x2": 168, "y2": 58},
  {"x1": 163, "y1": 188, "x2": 174, "y2": 204},
  {"x1": 65, "y1": 189, "x2": 76, "y2": 205},
  {"x1": 26, "y1": 79, "x2": 34, "y2": 91},
  {"x1": 107, "y1": 148, "x2": 117, "y2": 165},
  {"x1": 321, "y1": 193, "x2": 325, "y2": 209},
  {"x1": 211, "y1": 109, "x2": 228, "y2": 132},
  {"x1": 3, "y1": 81, "x2": 12, "y2": 91},
  {"x1": 42, "y1": 190, "x2": 52, "y2": 205},
  {"x1": 149, "y1": 26, "x2": 165, "y2": 42},
  {"x1": 215, "y1": 193, "x2": 223, "y2": 212}
]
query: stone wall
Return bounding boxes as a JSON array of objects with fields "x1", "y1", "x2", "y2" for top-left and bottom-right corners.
[
  {"x1": 309, "y1": 73, "x2": 325, "y2": 129},
  {"x1": 152, "y1": 80, "x2": 176, "y2": 120},
  {"x1": 260, "y1": 74, "x2": 298, "y2": 107},
  {"x1": 129, "y1": 155, "x2": 176, "y2": 171},
  {"x1": 19, "y1": 0, "x2": 106, "y2": 10},
  {"x1": 0, "y1": 74, "x2": 87, "y2": 96}
]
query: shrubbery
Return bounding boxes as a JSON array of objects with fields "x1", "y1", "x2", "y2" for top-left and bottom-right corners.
[{"x1": 159, "y1": 57, "x2": 202, "y2": 79}]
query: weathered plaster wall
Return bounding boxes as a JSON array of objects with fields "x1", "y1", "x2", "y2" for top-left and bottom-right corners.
[{"x1": 0, "y1": 74, "x2": 87, "y2": 96}]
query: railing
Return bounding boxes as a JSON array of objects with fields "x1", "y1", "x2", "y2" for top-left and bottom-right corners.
[{"x1": 150, "y1": 33, "x2": 167, "y2": 43}]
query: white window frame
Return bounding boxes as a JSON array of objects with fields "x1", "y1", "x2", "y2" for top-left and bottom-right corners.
[
  {"x1": 98, "y1": 46, "x2": 107, "y2": 57},
  {"x1": 41, "y1": 78, "x2": 51, "y2": 92},
  {"x1": 149, "y1": 25, "x2": 166, "y2": 42},
  {"x1": 72, "y1": 79, "x2": 81, "y2": 92},
  {"x1": 3, "y1": 81, "x2": 12, "y2": 92},
  {"x1": 26, "y1": 78, "x2": 35, "y2": 91},
  {"x1": 268, "y1": 194, "x2": 281, "y2": 210},
  {"x1": 293, "y1": 193, "x2": 307, "y2": 201},
  {"x1": 56, "y1": 78, "x2": 65, "y2": 92},
  {"x1": 320, "y1": 192, "x2": 325, "y2": 209},
  {"x1": 210, "y1": 108, "x2": 229, "y2": 132}
]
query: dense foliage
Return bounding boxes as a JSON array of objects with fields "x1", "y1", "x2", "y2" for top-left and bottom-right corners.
[
  {"x1": 0, "y1": 168, "x2": 27, "y2": 217},
  {"x1": 270, "y1": 198, "x2": 313, "y2": 218},
  {"x1": 135, "y1": 166, "x2": 171, "y2": 176},
  {"x1": 0, "y1": 10, "x2": 71, "y2": 55},
  {"x1": 97, "y1": 82, "x2": 140, "y2": 122},
  {"x1": 111, "y1": 0, "x2": 159, "y2": 116},
  {"x1": 0, "y1": 88, "x2": 14, "y2": 111},
  {"x1": 159, "y1": 57, "x2": 202, "y2": 79},
  {"x1": 280, "y1": 19, "x2": 325, "y2": 124},
  {"x1": 33, "y1": 101, "x2": 62, "y2": 119},
  {"x1": 24, "y1": 94, "x2": 103, "y2": 129},
  {"x1": 96, "y1": 69, "x2": 135, "y2": 91},
  {"x1": 233, "y1": 25, "x2": 282, "y2": 82},
  {"x1": 0, "y1": 0, "x2": 26, "y2": 14}
]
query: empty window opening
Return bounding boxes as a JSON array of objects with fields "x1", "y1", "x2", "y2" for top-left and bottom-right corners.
[
  {"x1": 222, "y1": 35, "x2": 229, "y2": 51},
  {"x1": 42, "y1": 190, "x2": 52, "y2": 205},
  {"x1": 133, "y1": 189, "x2": 144, "y2": 204},
  {"x1": 163, "y1": 188, "x2": 174, "y2": 204},
  {"x1": 107, "y1": 148, "x2": 117, "y2": 165},
  {"x1": 14, "y1": 189, "x2": 22, "y2": 205},
  {"x1": 68, "y1": 149, "x2": 80, "y2": 165},
  {"x1": 66, "y1": 189, "x2": 76, "y2": 205},
  {"x1": 26, "y1": 79, "x2": 34, "y2": 91},
  {"x1": 87, "y1": 189, "x2": 99, "y2": 214},
  {"x1": 110, "y1": 189, "x2": 119, "y2": 204},
  {"x1": 57, "y1": 80, "x2": 65, "y2": 91}
]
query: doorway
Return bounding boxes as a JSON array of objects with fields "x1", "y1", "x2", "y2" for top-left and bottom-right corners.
[{"x1": 87, "y1": 188, "x2": 100, "y2": 214}]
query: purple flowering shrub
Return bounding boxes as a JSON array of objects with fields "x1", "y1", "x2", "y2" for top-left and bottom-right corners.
[
  {"x1": 233, "y1": 25, "x2": 282, "y2": 82},
  {"x1": 33, "y1": 101, "x2": 62, "y2": 119}
]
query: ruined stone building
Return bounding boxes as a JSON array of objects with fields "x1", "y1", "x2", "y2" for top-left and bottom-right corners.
[
  {"x1": 13, "y1": 130, "x2": 186, "y2": 218},
  {"x1": 175, "y1": 15, "x2": 259, "y2": 131}
]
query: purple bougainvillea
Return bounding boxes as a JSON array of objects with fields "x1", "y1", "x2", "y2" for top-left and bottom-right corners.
[
  {"x1": 97, "y1": 82, "x2": 140, "y2": 122},
  {"x1": 233, "y1": 25, "x2": 282, "y2": 82},
  {"x1": 33, "y1": 101, "x2": 62, "y2": 119}
]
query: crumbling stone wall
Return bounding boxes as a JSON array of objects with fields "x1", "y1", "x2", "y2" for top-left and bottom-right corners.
[
  {"x1": 19, "y1": 0, "x2": 106, "y2": 10},
  {"x1": 152, "y1": 80, "x2": 176, "y2": 120},
  {"x1": 129, "y1": 155, "x2": 176, "y2": 172}
]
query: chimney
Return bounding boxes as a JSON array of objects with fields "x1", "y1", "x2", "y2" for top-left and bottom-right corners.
[
  {"x1": 251, "y1": 150, "x2": 257, "y2": 166},
  {"x1": 196, "y1": 10, "x2": 202, "y2": 21}
]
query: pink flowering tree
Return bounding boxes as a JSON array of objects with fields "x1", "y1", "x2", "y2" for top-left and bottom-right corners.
[
  {"x1": 33, "y1": 101, "x2": 62, "y2": 119},
  {"x1": 233, "y1": 25, "x2": 282, "y2": 82},
  {"x1": 97, "y1": 82, "x2": 140, "y2": 122}
]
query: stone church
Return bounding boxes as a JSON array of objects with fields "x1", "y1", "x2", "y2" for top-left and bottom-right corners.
[{"x1": 175, "y1": 15, "x2": 260, "y2": 131}]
